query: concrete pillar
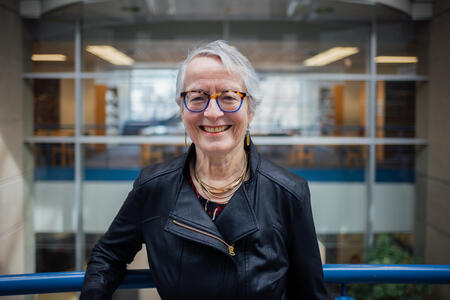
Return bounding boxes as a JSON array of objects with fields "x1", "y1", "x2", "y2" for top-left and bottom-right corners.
[
  {"x1": 0, "y1": 0, "x2": 26, "y2": 299},
  {"x1": 426, "y1": 0, "x2": 450, "y2": 299}
]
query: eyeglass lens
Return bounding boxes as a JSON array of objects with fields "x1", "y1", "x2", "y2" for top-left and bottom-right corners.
[{"x1": 185, "y1": 91, "x2": 243, "y2": 112}]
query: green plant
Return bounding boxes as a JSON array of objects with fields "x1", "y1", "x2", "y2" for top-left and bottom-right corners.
[{"x1": 348, "y1": 234, "x2": 432, "y2": 300}]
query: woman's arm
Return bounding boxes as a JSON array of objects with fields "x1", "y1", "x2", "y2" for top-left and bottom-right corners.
[
  {"x1": 287, "y1": 180, "x2": 329, "y2": 300},
  {"x1": 80, "y1": 180, "x2": 144, "y2": 299}
]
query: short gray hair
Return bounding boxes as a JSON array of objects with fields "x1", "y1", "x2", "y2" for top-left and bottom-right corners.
[{"x1": 176, "y1": 40, "x2": 262, "y2": 114}]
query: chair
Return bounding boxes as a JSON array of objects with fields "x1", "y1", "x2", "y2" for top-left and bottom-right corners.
[
  {"x1": 289, "y1": 145, "x2": 314, "y2": 166},
  {"x1": 140, "y1": 144, "x2": 164, "y2": 166},
  {"x1": 50, "y1": 129, "x2": 74, "y2": 167}
]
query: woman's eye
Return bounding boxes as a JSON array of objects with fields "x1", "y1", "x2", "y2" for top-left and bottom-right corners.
[{"x1": 222, "y1": 95, "x2": 238, "y2": 101}]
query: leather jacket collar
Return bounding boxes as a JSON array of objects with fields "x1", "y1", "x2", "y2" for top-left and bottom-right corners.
[{"x1": 165, "y1": 141, "x2": 260, "y2": 256}]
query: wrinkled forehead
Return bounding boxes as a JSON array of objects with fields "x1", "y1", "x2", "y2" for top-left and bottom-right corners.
[{"x1": 184, "y1": 55, "x2": 245, "y2": 90}]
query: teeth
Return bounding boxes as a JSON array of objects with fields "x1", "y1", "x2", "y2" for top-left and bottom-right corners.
[{"x1": 203, "y1": 126, "x2": 228, "y2": 133}]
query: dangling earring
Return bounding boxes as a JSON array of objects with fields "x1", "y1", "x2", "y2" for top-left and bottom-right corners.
[
  {"x1": 185, "y1": 130, "x2": 188, "y2": 147},
  {"x1": 246, "y1": 127, "x2": 250, "y2": 147}
]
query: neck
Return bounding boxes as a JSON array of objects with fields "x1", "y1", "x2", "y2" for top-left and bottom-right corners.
[{"x1": 194, "y1": 142, "x2": 247, "y2": 182}]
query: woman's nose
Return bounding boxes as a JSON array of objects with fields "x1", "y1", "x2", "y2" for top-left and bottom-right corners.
[{"x1": 204, "y1": 98, "x2": 224, "y2": 118}]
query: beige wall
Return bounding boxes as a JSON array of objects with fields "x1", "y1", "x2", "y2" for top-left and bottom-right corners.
[
  {"x1": 0, "y1": 0, "x2": 25, "y2": 299},
  {"x1": 425, "y1": 0, "x2": 450, "y2": 299},
  {"x1": 59, "y1": 79, "x2": 96, "y2": 126},
  {"x1": 342, "y1": 82, "x2": 363, "y2": 128}
]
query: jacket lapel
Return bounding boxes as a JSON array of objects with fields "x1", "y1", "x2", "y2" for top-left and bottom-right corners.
[
  {"x1": 167, "y1": 177, "x2": 224, "y2": 238},
  {"x1": 164, "y1": 141, "x2": 260, "y2": 256},
  {"x1": 165, "y1": 145, "x2": 231, "y2": 255},
  {"x1": 215, "y1": 141, "x2": 261, "y2": 243},
  {"x1": 214, "y1": 186, "x2": 259, "y2": 244}
]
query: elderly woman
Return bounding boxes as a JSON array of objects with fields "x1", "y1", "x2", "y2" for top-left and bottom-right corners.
[{"x1": 81, "y1": 40, "x2": 328, "y2": 299}]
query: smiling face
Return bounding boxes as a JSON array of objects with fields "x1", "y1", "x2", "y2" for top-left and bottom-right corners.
[{"x1": 181, "y1": 56, "x2": 253, "y2": 157}]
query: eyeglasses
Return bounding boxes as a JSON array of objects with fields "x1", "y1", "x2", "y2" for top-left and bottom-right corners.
[{"x1": 181, "y1": 90, "x2": 247, "y2": 113}]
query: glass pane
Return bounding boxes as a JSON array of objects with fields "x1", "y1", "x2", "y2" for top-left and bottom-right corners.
[
  {"x1": 376, "y1": 81, "x2": 424, "y2": 138},
  {"x1": 77, "y1": 0, "x2": 373, "y2": 73},
  {"x1": 231, "y1": 22, "x2": 369, "y2": 73},
  {"x1": 81, "y1": 143, "x2": 371, "y2": 264},
  {"x1": 82, "y1": 143, "x2": 186, "y2": 234},
  {"x1": 254, "y1": 79, "x2": 366, "y2": 137},
  {"x1": 36, "y1": 233, "x2": 75, "y2": 272},
  {"x1": 81, "y1": 20, "x2": 369, "y2": 73},
  {"x1": 83, "y1": 144, "x2": 137, "y2": 234},
  {"x1": 29, "y1": 79, "x2": 75, "y2": 136},
  {"x1": 83, "y1": 77, "x2": 367, "y2": 137},
  {"x1": 33, "y1": 143, "x2": 75, "y2": 272},
  {"x1": 23, "y1": 19, "x2": 75, "y2": 72},
  {"x1": 82, "y1": 22, "x2": 222, "y2": 72},
  {"x1": 82, "y1": 142, "x2": 181, "y2": 299},
  {"x1": 376, "y1": 21, "x2": 429, "y2": 75},
  {"x1": 82, "y1": 72, "x2": 181, "y2": 136},
  {"x1": 257, "y1": 144, "x2": 367, "y2": 264},
  {"x1": 374, "y1": 145, "x2": 416, "y2": 257},
  {"x1": 319, "y1": 233, "x2": 364, "y2": 265}
]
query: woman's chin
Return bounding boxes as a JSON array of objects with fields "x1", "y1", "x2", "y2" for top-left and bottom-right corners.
[{"x1": 196, "y1": 139, "x2": 241, "y2": 156}]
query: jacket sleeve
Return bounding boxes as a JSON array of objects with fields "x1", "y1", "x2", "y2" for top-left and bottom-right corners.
[
  {"x1": 287, "y1": 180, "x2": 329, "y2": 300},
  {"x1": 80, "y1": 178, "x2": 144, "y2": 299}
]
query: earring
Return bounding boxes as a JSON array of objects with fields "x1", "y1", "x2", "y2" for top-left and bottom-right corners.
[
  {"x1": 185, "y1": 130, "x2": 188, "y2": 147},
  {"x1": 246, "y1": 127, "x2": 250, "y2": 147}
]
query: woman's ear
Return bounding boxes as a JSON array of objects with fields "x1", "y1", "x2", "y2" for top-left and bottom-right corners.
[
  {"x1": 180, "y1": 110, "x2": 185, "y2": 124},
  {"x1": 179, "y1": 101, "x2": 185, "y2": 116},
  {"x1": 248, "y1": 111, "x2": 254, "y2": 124}
]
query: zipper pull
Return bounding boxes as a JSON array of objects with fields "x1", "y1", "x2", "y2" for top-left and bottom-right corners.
[{"x1": 228, "y1": 244, "x2": 235, "y2": 256}]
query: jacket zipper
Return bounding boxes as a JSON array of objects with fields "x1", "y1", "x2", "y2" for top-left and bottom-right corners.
[{"x1": 173, "y1": 219, "x2": 235, "y2": 256}]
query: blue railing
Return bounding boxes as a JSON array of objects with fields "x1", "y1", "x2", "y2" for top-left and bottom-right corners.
[{"x1": 1, "y1": 264, "x2": 450, "y2": 298}]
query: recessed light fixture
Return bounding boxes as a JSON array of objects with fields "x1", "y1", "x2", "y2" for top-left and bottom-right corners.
[
  {"x1": 375, "y1": 56, "x2": 418, "y2": 63},
  {"x1": 86, "y1": 45, "x2": 134, "y2": 66},
  {"x1": 304, "y1": 47, "x2": 359, "y2": 67},
  {"x1": 31, "y1": 54, "x2": 67, "y2": 61}
]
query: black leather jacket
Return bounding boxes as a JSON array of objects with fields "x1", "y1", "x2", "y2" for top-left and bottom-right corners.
[{"x1": 80, "y1": 142, "x2": 328, "y2": 299}]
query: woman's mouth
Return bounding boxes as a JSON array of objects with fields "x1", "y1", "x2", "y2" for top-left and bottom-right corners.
[{"x1": 200, "y1": 125, "x2": 231, "y2": 133}]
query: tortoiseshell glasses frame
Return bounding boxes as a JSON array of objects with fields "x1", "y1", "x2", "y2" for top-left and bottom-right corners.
[{"x1": 181, "y1": 90, "x2": 247, "y2": 113}]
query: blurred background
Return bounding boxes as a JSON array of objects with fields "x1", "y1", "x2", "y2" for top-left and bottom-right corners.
[{"x1": 1, "y1": 0, "x2": 449, "y2": 299}]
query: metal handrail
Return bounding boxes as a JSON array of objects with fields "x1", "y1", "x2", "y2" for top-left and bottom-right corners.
[{"x1": 1, "y1": 264, "x2": 449, "y2": 297}]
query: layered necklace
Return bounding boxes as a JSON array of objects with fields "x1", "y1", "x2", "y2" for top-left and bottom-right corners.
[{"x1": 193, "y1": 152, "x2": 248, "y2": 204}]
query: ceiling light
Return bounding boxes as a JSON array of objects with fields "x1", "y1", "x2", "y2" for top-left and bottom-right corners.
[
  {"x1": 375, "y1": 56, "x2": 418, "y2": 63},
  {"x1": 31, "y1": 54, "x2": 67, "y2": 61},
  {"x1": 86, "y1": 45, "x2": 134, "y2": 66},
  {"x1": 304, "y1": 47, "x2": 359, "y2": 67}
]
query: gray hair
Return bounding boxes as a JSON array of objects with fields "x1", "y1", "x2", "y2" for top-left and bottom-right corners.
[{"x1": 175, "y1": 40, "x2": 262, "y2": 114}]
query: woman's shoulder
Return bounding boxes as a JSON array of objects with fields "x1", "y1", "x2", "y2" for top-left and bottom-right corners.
[
  {"x1": 135, "y1": 153, "x2": 186, "y2": 187},
  {"x1": 257, "y1": 157, "x2": 308, "y2": 200}
]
